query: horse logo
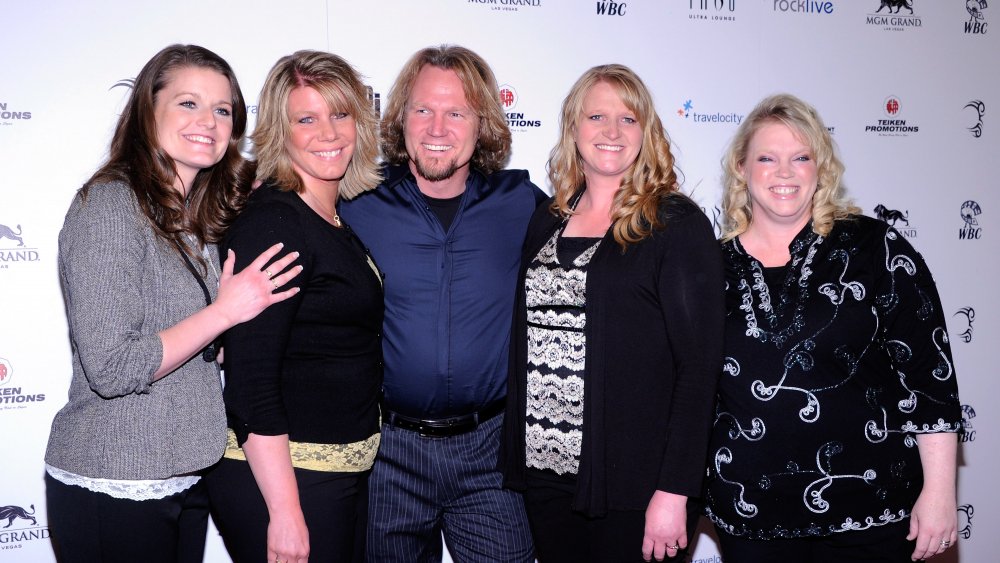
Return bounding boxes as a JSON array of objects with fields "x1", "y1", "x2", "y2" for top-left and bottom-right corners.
[
  {"x1": 873, "y1": 204, "x2": 909, "y2": 227},
  {"x1": 0, "y1": 504, "x2": 37, "y2": 528},
  {"x1": 876, "y1": 0, "x2": 913, "y2": 14},
  {"x1": 0, "y1": 223, "x2": 24, "y2": 247}
]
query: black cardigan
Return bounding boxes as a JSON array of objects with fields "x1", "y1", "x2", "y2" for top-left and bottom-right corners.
[{"x1": 501, "y1": 193, "x2": 725, "y2": 517}]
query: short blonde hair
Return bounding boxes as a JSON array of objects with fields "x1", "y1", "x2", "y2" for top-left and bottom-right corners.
[
  {"x1": 548, "y1": 64, "x2": 680, "y2": 249},
  {"x1": 380, "y1": 45, "x2": 511, "y2": 174},
  {"x1": 252, "y1": 50, "x2": 381, "y2": 200},
  {"x1": 720, "y1": 93, "x2": 858, "y2": 241}
]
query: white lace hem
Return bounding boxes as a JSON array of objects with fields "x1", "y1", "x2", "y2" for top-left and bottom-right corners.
[{"x1": 45, "y1": 464, "x2": 200, "y2": 501}]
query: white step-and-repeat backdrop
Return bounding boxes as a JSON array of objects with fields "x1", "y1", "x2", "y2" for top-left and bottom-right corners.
[{"x1": 1, "y1": 1, "x2": 995, "y2": 561}]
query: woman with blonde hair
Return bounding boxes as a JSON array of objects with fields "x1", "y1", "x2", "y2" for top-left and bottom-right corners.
[
  {"x1": 703, "y1": 94, "x2": 961, "y2": 562},
  {"x1": 501, "y1": 64, "x2": 724, "y2": 562},
  {"x1": 205, "y1": 50, "x2": 383, "y2": 563}
]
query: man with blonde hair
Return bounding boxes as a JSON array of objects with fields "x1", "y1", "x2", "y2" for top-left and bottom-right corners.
[{"x1": 340, "y1": 45, "x2": 544, "y2": 562}]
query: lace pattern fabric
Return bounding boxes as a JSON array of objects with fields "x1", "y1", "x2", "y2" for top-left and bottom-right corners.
[
  {"x1": 45, "y1": 463, "x2": 199, "y2": 501},
  {"x1": 524, "y1": 226, "x2": 602, "y2": 475},
  {"x1": 223, "y1": 428, "x2": 380, "y2": 473}
]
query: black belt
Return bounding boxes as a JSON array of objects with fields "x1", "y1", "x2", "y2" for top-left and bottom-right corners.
[{"x1": 384, "y1": 399, "x2": 505, "y2": 437}]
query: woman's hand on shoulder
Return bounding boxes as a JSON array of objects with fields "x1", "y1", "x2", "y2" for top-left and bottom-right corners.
[
  {"x1": 643, "y1": 490, "x2": 688, "y2": 561},
  {"x1": 215, "y1": 243, "x2": 302, "y2": 327}
]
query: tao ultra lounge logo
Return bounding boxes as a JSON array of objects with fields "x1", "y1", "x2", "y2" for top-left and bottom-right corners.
[{"x1": 689, "y1": 0, "x2": 736, "y2": 22}]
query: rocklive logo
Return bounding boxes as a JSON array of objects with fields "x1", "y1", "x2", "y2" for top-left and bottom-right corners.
[{"x1": 596, "y1": 1, "x2": 626, "y2": 15}]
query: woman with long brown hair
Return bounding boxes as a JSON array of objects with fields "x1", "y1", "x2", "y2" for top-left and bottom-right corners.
[{"x1": 44, "y1": 44, "x2": 300, "y2": 563}]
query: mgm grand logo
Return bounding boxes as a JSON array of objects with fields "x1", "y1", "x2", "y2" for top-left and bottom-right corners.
[
  {"x1": 873, "y1": 204, "x2": 916, "y2": 237},
  {"x1": 0, "y1": 503, "x2": 49, "y2": 548},
  {"x1": 0, "y1": 222, "x2": 40, "y2": 265}
]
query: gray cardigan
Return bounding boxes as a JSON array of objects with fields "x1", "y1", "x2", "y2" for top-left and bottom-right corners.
[{"x1": 45, "y1": 181, "x2": 227, "y2": 480}]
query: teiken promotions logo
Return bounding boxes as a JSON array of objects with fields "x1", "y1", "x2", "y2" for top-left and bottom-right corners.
[
  {"x1": 499, "y1": 84, "x2": 541, "y2": 131},
  {"x1": 0, "y1": 101, "x2": 33, "y2": 126},
  {"x1": 0, "y1": 356, "x2": 47, "y2": 410},
  {"x1": 865, "y1": 96, "x2": 919, "y2": 137},
  {"x1": 0, "y1": 357, "x2": 11, "y2": 386}
]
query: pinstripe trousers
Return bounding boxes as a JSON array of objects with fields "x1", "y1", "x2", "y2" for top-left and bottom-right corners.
[{"x1": 366, "y1": 413, "x2": 535, "y2": 562}]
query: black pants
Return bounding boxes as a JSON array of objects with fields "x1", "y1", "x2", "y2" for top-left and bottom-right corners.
[
  {"x1": 523, "y1": 470, "x2": 701, "y2": 563},
  {"x1": 45, "y1": 472, "x2": 210, "y2": 563},
  {"x1": 716, "y1": 521, "x2": 916, "y2": 563},
  {"x1": 205, "y1": 457, "x2": 368, "y2": 563}
]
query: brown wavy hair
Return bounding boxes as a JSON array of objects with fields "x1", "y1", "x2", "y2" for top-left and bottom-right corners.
[
  {"x1": 380, "y1": 45, "x2": 511, "y2": 174},
  {"x1": 548, "y1": 64, "x2": 680, "y2": 249},
  {"x1": 83, "y1": 44, "x2": 251, "y2": 268},
  {"x1": 252, "y1": 50, "x2": 382, "y2": 200},
  {"x1": 720, "y1": 93, "x2": 859, "y2": 241}
]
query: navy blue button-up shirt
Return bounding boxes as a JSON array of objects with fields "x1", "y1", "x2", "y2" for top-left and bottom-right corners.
[{"x1": 339, "y1": 164, "x2": 546, "y2": 418}]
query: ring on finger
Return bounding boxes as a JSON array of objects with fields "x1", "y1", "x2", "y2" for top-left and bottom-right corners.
[
  {"x1": 264, "y1": 269, "x2": 273, "y2": 278},
  {"x1": 271, "y1": 278, "x2": 279, "y2": 290},
  {"x1": 666, "y1": 545, "x2": 680, "y2": 550},
  {"x1": 940, "y1": 540, "x2": 951, "y2": 548}
]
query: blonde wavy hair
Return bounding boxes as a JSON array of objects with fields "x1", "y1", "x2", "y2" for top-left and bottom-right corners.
[
  {"x1": 380, "y1": 45, "x2": 511, "y2": 174},
  {"x1": 548, "y1": 64, "x2": 680, "y2": 249},
  {"x1": 252, "y1": 50, "x2": 381, "y2": 200},
  {"x1": 720, "y1": 93, "x2": 859, "y2": 241}
]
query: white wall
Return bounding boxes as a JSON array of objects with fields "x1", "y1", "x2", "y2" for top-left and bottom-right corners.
[{"x1": 1, "y1": 1, "x2": 995, "y2": 561}]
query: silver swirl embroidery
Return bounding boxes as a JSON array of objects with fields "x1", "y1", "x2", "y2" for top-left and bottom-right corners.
[
  {"x1": 802, "y1": 442, "x2": 877, "y2": 514},
  {"x1": 714, "y1": 447, "x2": 759, "y2": 518},
  {"x1": 818, "y1": 250, "x2": 865, "y2": 305},
  {"x1": 883, "y1": 230, "x2": 917, "y2": 276},
  {"x1": 931, "y1": 327, "x2": 953, "y2": 381},
  {"x1": 716, "y1": 411, "x2": 766, "y2": 441}
]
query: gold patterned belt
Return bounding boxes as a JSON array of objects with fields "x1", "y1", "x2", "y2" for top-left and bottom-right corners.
[{"x1": 223, "y1": 428, "x2": 380, "y2": 473}]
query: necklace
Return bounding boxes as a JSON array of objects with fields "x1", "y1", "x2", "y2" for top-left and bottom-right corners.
[{"x1": 301, "y1": 190, "x2": 342, "y2": 227}]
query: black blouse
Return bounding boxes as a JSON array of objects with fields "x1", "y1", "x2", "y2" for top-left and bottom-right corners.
[
  {"x1": 221, "y1": 184, "x2": 384, "y2": 447},
  {"x1": 704, "y1": 216, "x2": 962, "y2": 539}
]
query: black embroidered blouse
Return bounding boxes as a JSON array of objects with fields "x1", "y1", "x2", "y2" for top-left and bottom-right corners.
[{"x1": 704, "y1": 216, "x2": 962, "y2": 540}]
